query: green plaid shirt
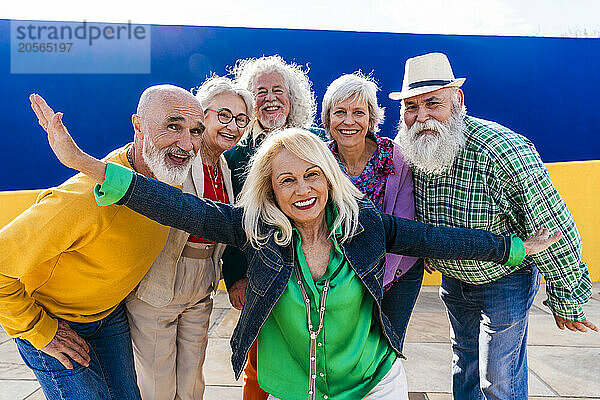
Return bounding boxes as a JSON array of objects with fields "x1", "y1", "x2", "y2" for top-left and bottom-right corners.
[{"x1": 412, "y1": 115, "x2": 592, "y2": 321}]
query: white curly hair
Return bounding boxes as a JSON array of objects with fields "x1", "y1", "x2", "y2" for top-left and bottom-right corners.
[{"x1": 232, "y1": 55, "x2": 316, "y2": 129}]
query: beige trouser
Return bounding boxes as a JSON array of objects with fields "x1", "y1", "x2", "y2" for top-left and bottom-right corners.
[{"x1": 126, "y1": 254, "x2": 216, "y2": 400}]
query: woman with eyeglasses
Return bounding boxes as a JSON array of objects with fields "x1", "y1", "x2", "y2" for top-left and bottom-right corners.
[{"x1": 123, "y1": 76, "x2": 254, "y2": 400}]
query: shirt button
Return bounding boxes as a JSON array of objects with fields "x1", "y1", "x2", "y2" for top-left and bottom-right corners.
[
  {"x1": 320, "y1": 372, "x2": 324, "y2": 377},
  {"x1": 317, "y1": 342, "x2": 322, "y2": 347},
  {"x1": 324, "y1": 396, "x2": 329, "y2": 399}
]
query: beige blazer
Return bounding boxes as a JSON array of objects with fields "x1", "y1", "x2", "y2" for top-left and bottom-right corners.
[{"x1": 133, "y1": 154, "x2": 235, "y2": 307}]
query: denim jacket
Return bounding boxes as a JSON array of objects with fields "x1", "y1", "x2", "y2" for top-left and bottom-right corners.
[{"x1": 117, "y1": 172, "x2": 512, "y2": 379}]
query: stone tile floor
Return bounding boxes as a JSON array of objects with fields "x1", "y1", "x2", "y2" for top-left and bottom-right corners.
[{"x1": 1, "y1": 282, "x2": 598, "y2": 399}]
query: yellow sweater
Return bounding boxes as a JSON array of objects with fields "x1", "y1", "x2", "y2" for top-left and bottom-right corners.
[{"x1": 0, "y1": 144, "x2": 169, "y2": 349}]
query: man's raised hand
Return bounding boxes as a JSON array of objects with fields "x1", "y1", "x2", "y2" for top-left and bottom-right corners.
[{"x1": 30, "y1": 94, "x2": 84, "y2": 169}]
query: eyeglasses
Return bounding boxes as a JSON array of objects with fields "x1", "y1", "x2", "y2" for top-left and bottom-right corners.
[{"x1": 206, "y1": 108, "x2": 250, "y2": 129}]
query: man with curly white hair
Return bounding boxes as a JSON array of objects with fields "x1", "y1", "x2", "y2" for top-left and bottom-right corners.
[
  {"x1": 223, "y1": 55, "x2": 327, "y2": 400},
  {"x1": 234, "y1": 54, "x2": 315, "y2": 129}
]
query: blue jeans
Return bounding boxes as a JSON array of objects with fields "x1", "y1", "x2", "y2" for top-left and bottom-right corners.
[
  {"x1": 16, "y1": 303, "x2": 141, "y2": 400},
  {"x1": 440, "y1": 264, "x2": 540, "y2": 400},
  {"x1": 382, "y1": 259, "x2": 424, "y2": 351}
]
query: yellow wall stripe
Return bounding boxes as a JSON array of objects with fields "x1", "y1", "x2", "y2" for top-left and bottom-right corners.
[{"x1": 2, "y1": 160, "x2": 598, "y2": 286}]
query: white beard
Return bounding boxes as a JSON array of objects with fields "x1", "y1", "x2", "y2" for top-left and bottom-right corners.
[
  {"x1": 395, "y1": 109, "x2": 466, "y2": 175},
  {"x1": 259, "y1": 101, "x2": 287, "y2": 131},
  {"x1": 141, "y1": 138, "x2": 195, "y2": 186}
]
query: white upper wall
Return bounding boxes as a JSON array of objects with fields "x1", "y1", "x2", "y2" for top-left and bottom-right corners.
[{"x1": 5, "y1": 0, "x2": 600, "y2": 38}]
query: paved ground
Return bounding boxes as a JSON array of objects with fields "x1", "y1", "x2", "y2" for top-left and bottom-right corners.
[{"x1": 1, "y1": 282, "x2": 599, "y2": 400}]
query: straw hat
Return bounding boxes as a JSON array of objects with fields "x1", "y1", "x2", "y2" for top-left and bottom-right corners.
[{"x1": 389, "y1": 53, "x2": 465, "y2": 100}]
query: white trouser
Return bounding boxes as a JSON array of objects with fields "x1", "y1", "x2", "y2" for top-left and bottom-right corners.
[
  {"x1": 363, "y1": 359, "x2": 408, "y2": 400},
  {"x1": 126, "y1": 255, "x2": 216, "y2": 400},
  {"x1": 266, "y1": 358, "x2": 408, "y2": 400}
]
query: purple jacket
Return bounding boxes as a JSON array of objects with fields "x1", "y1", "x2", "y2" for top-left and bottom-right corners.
[{"x1": 382, "y1": 143, "x2": 418, "y2": 286}]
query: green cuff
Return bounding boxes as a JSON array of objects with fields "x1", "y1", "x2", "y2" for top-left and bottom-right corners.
[
  {"x1": 505, "y1": 234, "x2": 526, "y2": 266},
  {"x1": 94, "y1": 162, "x2": 133, "y2": 206}
]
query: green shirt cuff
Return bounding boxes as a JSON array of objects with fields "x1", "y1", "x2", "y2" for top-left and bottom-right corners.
[
  {"x1": 94, "y1": 162, "x2": 133, "y2": 206},
  {"x1": 505, "y1": 234, "x2": 526, "y2": 266}
]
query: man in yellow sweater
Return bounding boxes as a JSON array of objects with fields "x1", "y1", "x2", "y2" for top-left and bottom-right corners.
[{"x1": 0, "y1": 86, "x2": 204, "y2": 400}]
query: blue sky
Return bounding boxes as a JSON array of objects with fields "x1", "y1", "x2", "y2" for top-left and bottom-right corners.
[{"x1": 4, "y1": 0, "x2": 600, "y2": 37}]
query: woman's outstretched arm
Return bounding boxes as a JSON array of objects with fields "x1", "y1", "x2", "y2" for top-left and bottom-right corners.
[
  {"x1": 381, "y1": 212, "x2": 561, "y2": 265},
  {"x1": 115, "y1": 169, "x2": 246, "y2": 247},
  {"x1": 30, "y1": 93, "x2": 246, "y2": 248}
]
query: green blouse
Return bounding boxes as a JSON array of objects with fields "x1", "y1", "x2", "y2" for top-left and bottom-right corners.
[{"x1": 257, "y1": 204, "x2": 396, "y2": 400}]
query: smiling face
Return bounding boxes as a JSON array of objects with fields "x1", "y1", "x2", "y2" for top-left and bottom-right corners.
[
  {"x1": 396, "y1": 87, "x2": 466, "y2": 175},
  {"x1": 138, "y1": 94, "x2": 205, "y2": 185},
  {"x1": 203, "y1": 91, "x2": 247, "y2": 157},
  {"x1": 254, "y1": 72, "x2": 291, "y2": 131},
  {"x1": 402, "y1": 87, "x2": 460, "y2": 133},
  {"x1": 270, "y1": 148, "x2": 329, "y2": 227},
  {"x1": 329, "y1": 95, "x2": 370, "y2": 150}
]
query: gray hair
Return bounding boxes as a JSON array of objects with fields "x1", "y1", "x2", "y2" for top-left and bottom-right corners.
[
  {"x1": 321, "y1": 72, "x2": 385, "y2": 136},
  {"x1": 395, "y1": 89, "x2": 467, "y2": 175},
  {"x1": 193, "y1": 75, "x2": 254, "y2": 117},
  {"x1": 232, "y1": 55, "x2": 316, "y2": 128},
  {"x1": 237, "y1": 128, "x2": 364, "y2": 249}
]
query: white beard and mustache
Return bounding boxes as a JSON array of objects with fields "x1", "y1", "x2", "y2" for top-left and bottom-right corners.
[
  {"x1": 259, "y1": 100, "x2": 287, "y2": 131},
  {"x1": 395, "y1": 102, "x2": 466, "y2": 175},
  {"x1": 142, "y1": 137, "x2": 196, "y2": 186}
]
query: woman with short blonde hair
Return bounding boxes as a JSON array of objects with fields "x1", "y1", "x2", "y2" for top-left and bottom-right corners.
[{"x1": 238, "y1": 128, "x2": 362, "y2": 248}]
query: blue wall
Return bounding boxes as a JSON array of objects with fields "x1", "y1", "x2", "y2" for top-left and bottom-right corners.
[{"x1": 1, "y1": 19, "x2": 599, "y2": 190}]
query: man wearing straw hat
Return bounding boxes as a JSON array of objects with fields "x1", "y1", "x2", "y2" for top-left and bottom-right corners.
[{"x1": 392, "y1": 52, "x2": 597, "y2": 399}]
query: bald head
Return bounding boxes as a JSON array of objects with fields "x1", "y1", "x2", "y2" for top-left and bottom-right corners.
[
  {"x1": 131, "y1": 84, "x2": 205, "y2": 185},
  {"x1": 136, "y1": 84, "x2": 200, "y2": 120},
  {"x1": 133, "y1": 84, "x2": 205, "y2": 137}
]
